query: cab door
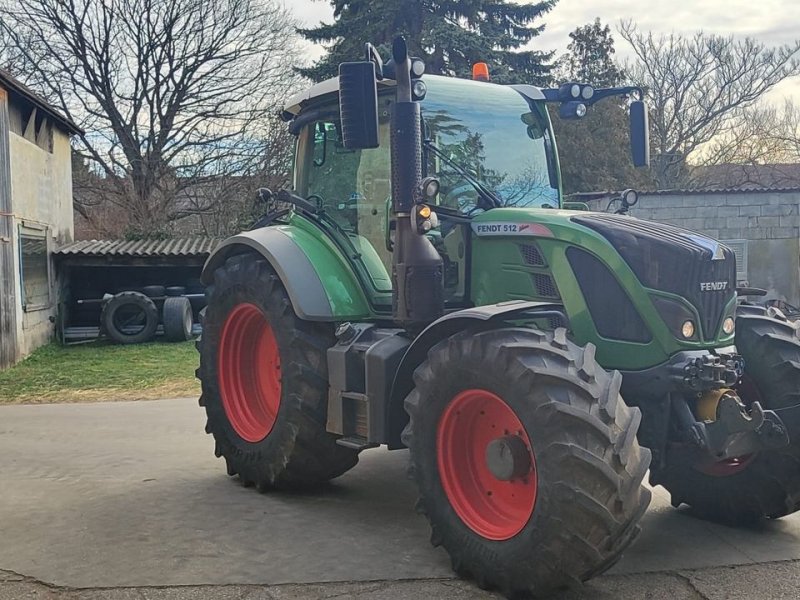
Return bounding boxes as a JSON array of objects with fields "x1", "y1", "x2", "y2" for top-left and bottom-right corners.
[{"x1": 294, "y1": 105, "x2": 394, "y2": 298}]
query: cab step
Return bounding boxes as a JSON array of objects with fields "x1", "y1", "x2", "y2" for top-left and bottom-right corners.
[{"x1": 336, "y1": 436, "x2": 379, "y2": 451}]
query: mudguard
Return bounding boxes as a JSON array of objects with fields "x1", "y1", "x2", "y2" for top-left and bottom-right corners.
[
  {"x1": 202, "y1": 227, "x2": 371, "y2": 321},
  {"x1": 385, "y1": 300, "x2": 566, "y2": 447}
]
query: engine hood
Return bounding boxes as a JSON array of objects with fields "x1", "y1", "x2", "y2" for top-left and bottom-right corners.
[{"x1": 571, "y1": 213, "x2": 736, "y2": 340}]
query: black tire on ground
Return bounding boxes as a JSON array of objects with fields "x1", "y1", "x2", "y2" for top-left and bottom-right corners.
[
  {"x1": 165, "y1": 286, "x2": 186, "y2": 297},
  {"x1": 197, "y1": 252, "x2": 359, "y2": 489},
  {"x1": 402, "y1": 327, "x2": 652, "y2": 597},
  {"x1": 101, "y1": 291, "x2": 159, "y2": 344},
  {"x1": 163, "y1": 296, "x2": 193, "y2": 342},
  {"x1": 141, "y1": 285, "x2": 165, "y2": 298},
  {"x1": 652, "y1": 307, "x2": 800, "y2": 523}
]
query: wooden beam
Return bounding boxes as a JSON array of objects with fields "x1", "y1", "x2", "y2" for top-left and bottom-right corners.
[{"x1": 0, "y1": 88, "x2": 20, "y2": 369}]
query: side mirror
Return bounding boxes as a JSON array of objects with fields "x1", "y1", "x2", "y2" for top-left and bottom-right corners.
[
  {"x1": 339, "y1": 61, "x2": 379, "y2": 149},
  {"x1": 630, "y1": 100, "x2": 650, "y2": 167}
]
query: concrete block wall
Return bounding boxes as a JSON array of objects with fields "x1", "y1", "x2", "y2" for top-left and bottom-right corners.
[{"x1": 584, "y1": 190, "x2": 800, "y2": 306}]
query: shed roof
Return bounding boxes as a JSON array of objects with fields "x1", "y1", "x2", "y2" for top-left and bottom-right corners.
[
  {"x1": 0, "y1": 69, "x2": 83, "y2": 136},
  {"x1": 55, "y1": 237, "x2": 219, "y2": 258}
]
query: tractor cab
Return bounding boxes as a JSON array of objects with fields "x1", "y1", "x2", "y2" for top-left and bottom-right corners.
[{"x1": 285, "y1": 74, "x2": 562, "y2": 306}]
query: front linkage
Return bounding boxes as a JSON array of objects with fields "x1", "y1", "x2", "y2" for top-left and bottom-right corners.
[{"x1": 624, "y1": 348, "x2": 791, "y2": 469}]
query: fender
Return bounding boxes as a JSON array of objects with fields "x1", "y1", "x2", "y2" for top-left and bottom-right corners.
[
  {"x1": 385, "y1": 300, "x2": 567, "y2": 448},
  {"x1": 202, "y1": 226, "x2": 371, "y2": 321}
]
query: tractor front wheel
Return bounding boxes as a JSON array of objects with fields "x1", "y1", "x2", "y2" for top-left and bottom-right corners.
[
  {"x1": 652, "y1": 308, "x2": 800, "y2": 523},
  {"x1": 403, "y1": 328, "x2": 651, "y2": 597},
  {"x1": 197, "y1": 253, "x2": 359, "y2": 489}
]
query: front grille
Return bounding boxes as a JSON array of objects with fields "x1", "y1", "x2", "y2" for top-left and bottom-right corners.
[
  {"x1": 567, "y1": 247, "x2": 652, "y2": 343},
  {"x1": 573, "y1": 214, "x2": 735, "y2": 340},
  {"x1": 532, "y1": 273, "x2": 559, "y2": 298},
  {"x1": 520, "y1": 243, "x2": 546, "y2": 266}
]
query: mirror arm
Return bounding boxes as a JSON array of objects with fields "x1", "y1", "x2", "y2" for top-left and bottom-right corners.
[
  {"x1": 585, "y1": 86, "x2": 644, "y2": 106},
  {"x1": 364, "y1": 43, "x2": 384, "y2": 79},
  {"x1": 540, "y1": 86, "x2": 644, "y2": 107}
]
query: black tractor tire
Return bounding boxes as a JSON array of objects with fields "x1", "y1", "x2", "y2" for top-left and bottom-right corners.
[
  {"x1": 402, "y1": 327, "x2": 651, "y2": 598},
  {"x1": 141, "y1": 285, "x2": 165, "y2": 298},
  {"x1": 652, "y1": 307, "x2": 800, "y2": 523},
  {"x1": 197, "y1": 252, "x2": 359, "y2": 489},
  {"x1": 165, "y1": 286, "x2": 186, "y2": 297},
  {"x1": 163, "y1": 296, "x2": 193, "y2": 342},
  {"x1": 101, "y1": 291, "x2": 159, "y2": 344}
]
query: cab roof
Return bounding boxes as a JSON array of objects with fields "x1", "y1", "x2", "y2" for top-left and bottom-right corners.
[{"x1": 283, "y1": 74, "x2": 545, "y2": 118}]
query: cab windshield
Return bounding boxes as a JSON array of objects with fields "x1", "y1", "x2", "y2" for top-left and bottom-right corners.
[{"x1": 422, "y1": 76, "x2": 561, "y2": 212}]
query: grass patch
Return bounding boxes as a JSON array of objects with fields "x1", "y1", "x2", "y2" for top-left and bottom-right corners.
[{"x1": 0, "y1": 340, "x2": 200, "y2": 404}]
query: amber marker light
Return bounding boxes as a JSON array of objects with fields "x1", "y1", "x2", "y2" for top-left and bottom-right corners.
[{"x1": 472, "y1": 62, "x2": 490, "y2": 81}]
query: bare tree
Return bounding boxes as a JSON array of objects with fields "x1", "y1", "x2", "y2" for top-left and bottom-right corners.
[
  {"x1": 697, "y1": 99, "x2": 800, "y2": 188},
  {"x1": 1, "y1": 0, "x2": 301, "y2": 237},
  {"x1": 619, "y1": 22, "x2": 800, "y2": 189}
]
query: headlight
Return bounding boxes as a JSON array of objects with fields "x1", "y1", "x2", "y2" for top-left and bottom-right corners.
[
  {"x1": 681, "y1": 320, "x2": 695, "y2": 339},
  {"x1": 722, "y1": 317, "x2": 735, "y2": 335}
]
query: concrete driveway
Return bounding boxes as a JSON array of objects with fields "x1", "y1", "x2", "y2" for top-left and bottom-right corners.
[{"x1": 1, "y1": 399, "x2": 799, "y2": 599}]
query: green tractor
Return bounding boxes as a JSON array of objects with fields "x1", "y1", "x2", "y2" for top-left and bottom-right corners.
[{"x1": 197, "y1": 38, "x2": 800, "y2": 597}]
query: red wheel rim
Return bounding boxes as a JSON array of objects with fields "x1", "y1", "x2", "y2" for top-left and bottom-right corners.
[
  {"x1": 698, "y1": 454, "x2": 756, "y2": 477},
  {"x1": 437, "y1": 389, "x2": 537, "y2": 540},
  {"x1": 218, "y1": 303, "x2": 281, "y2": 443}
]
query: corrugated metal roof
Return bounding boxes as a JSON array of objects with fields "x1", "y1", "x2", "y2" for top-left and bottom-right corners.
[{"x1": 55, "y1": 237, "x2": 220, "y2": 257}]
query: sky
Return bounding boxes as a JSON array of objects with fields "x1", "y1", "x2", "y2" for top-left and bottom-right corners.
[{"x1": 286, "y1": 0, "x2": 800, "y2": 104}]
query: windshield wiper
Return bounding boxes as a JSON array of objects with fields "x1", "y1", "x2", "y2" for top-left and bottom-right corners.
[{"x1": 424, "y1": 141, "x2": 503, "y2": 209}]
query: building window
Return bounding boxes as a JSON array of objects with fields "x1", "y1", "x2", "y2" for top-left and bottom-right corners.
[{"x1": 18, "y1": 228, "x2": 51, "y2": 311}]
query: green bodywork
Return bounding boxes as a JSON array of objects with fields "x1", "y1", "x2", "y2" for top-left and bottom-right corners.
[
  {"x1": 273, "y1": 215, "x2": 390, "y2": 319},
  {"x1": 251, "y1": 74, "x2": 734, "y2": 373},
  {"x1": 272, "y1": 206, "x2": 734, "y2": 372},
  {"x1": 469, "y1": 208, "x2": 735, "y2": 370}
]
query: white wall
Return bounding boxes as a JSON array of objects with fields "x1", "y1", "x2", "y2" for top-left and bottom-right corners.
[{"x1": 8, "y1": 127, "x2": 74, "y2": 358}]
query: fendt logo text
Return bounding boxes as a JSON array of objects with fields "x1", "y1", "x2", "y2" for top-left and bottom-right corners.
[{"x1": 700, "y1": 281, "x2": 728, "y2": 291}]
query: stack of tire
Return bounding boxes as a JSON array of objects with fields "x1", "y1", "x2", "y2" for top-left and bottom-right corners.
[{"x1": 100, "y1": 285, "x2": 194, "y2": 344}]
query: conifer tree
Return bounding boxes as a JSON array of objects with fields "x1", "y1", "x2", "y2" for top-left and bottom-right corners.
[{"x1": 299, "y1": 0, "x2": 557, "y2": 84}]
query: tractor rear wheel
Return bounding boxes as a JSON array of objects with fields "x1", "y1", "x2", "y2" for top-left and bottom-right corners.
[
  {"x1": 197, "y1": 253, "x2": 359, "y2": 489},
  {"x1": 652, "y1": 308, "x2": 800, "y2": 523},
  {"x1": 403, "y1": 327, "x2": 651, "y2": 597}
]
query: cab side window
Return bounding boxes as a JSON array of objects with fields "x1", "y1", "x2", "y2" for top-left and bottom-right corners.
[
  {"x1": 307, "y1": 122, "x2": 362, "y2": 229},
  {"x1": 304, "y1": 116, "x2": 394, "y2": 290}
]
